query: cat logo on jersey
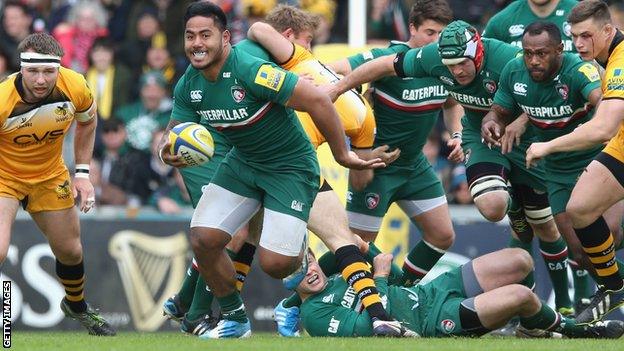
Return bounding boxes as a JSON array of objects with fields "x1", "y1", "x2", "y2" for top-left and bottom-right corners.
[
  {"x1": 254, "y1": 64, "x2": 285, "y2": 91},
  {"x1": 365, "y1": 193, "x2": 380, "y2": 209},
  {"x1": 483, "y1": 79, "x2": 497, "y2": 94},
  {"x1": 55, "y1": 180, "x2": 71, "y2": 200},
  {"x1": 231, "y1": 85, "x2": 246, "y2": 103},
  {"x1": 556, "y1": 83, "x2": 569, "y2": 100},
  {"x1": 579, "y1": 63, "x2": 600, "y2": 82}
]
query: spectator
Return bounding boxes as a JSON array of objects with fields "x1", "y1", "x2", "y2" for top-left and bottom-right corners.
[
  {"x1": 610, "y1": 2, "x2": 624, "y2": 29},
  {"x1": 118, "y1": 8, "x2": 166, "y2": 75},
  {"x1": 0, "y1": 49, "x2": 10, "y2": 80},
  {"x1": 143, "y1": 44, "x2": 179, "y2": 92},
  {"x1": 52, "y1": 0, "x2": 109, "y2": 73},
  {"x1": 214, "y1": 0, "x2": 250, "y2": 44},
  {"x1": 85, "y1": 37, "x2": 133, "y2": 121},
  {"x1": 0, "y1": 1, "x2": 34, "y2": 72},
  {"x1": 368, "y1": 0, "x2": 410, "y2": 42},
  {"x1": 115, "y1": 71, "x2": 172, "y2": 153},
  {"x1": 300, "y1": 0, "x2": 336, "y2": 45},
  {"x1": 101, "y1": 0, "x2": 134, "y2": 43}
]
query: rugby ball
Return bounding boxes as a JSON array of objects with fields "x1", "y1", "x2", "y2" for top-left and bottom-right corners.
[{"x1": 168, "y1": 122, "x2": 214, "y2": 166}]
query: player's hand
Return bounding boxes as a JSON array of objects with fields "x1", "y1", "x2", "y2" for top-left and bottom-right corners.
[
  {"x1": 336, "y1": 151, "x2": 386, "y2": 170},
  {"x1": 371, "y1": 145, "x2": 401, "y2": 164},
  {"x1": 525, "y1": 142, "x2": 550, "y2": 169},
  {"x1": 500, "y1": 117, "x2": 528, "y2": 154},
  {"x1": 73, "y1": 177, "x2": 95, "y2": 213},
  {"x1": 298, "y1": 72, "x2": 315, "y2": 83},
  {"x1": 159, "y1": 140, "x2": 187, "y2": 168},
  {"x1": 481, "y1": 120, "x2": 503, "y2": 148},
  {"x1": 446, "y1": 137, "x2": 464, "y2": 163},
  {"x1": 373, "y1": 253, "x2": 393, "y2": 278}
]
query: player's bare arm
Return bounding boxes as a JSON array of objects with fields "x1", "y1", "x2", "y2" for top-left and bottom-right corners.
[
  {"x1": 286, "y1": 78, "x2": 384, "y2": 170},
  {"x1": 247, "y1": 22, "x2": 295, "y2": 64},
  {"x1": 158, "y1": 119, "x2": 186, "y2": 168},
  {"x1": 442, "y1": 97, "x2": 465, "y2": 162},
  {"x1": 327, "y1": 58, "x2": 352, "y2": 76},
  {"x1": 73, "y1": 116, "x2": 97, "y2": 213},
  {"x1": 481, "y1": 104, "x2": 514, "y2": 147},
  {"x1": 526, "y1": 96, "x2": 623, "y2": 169},
  {"x1": 327, "y1": 54, "x2": 397, "y2": 102}
]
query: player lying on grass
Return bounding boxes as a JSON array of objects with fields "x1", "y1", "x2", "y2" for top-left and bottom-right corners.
[{"x1": 295, "y1": 247, "x2": 624, "y2": 338}]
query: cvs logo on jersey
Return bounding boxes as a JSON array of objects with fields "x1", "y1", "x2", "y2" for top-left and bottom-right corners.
[{"x1": 13, "y1": 129, "x2": 64, "y2": 146}]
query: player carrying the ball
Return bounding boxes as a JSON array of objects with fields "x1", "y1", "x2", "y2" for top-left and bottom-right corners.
[{"x1": 159, "y1": 1, "x2": 385, "y2": 339}]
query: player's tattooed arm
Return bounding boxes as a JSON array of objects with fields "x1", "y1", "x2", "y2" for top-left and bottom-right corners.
[
  {"x1": 481, "y1": 104, "x2": 513, "y2": 147},
  {"x1": 158, "y1": 119, "x2": 186, "y2": 168}
]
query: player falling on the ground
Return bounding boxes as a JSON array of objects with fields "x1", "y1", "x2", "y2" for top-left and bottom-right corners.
[
  {"x1": 159, "y1": 2, "x2": 384, "y2": 339},
  {"x1": 325, "y1": 20, "x2": 571, "y2": 312},
  {"x1": 525, "y1": 0, "x2": 624, "y2": 324},
  {"x1": 296, "y1": 247, "x2": 624, "y2": 339},
  {"x1": 483, "y1": 0, "x2": 598, "y2": 315},
  {"x1": 163, "y1": 3, "x2": 412, "y2": 338},
  {"x1": 0, "y1": 33, "x2": 115, "y2": 335}
]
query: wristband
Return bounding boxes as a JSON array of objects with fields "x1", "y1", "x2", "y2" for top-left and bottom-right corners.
[
  {"x1": 75, "y1": 172, "x2": 90, "y2": 179},
  {"x1": 451, "y1": 132, "x2": 462, "y2": 140},
  {"x1": 75, "y1": 164, "x2": 90, "y2": 178}
]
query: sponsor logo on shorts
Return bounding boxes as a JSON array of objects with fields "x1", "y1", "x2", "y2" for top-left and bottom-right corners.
[
  {"x1": 55, "y1": 180, "x2": 71, "y2": 200},
  {"x1": 291, "y1": 200, "x2": 304, "y2": 212},
  {"x1": 464, "y1": 148, "x2": 471, "y2": 164},
  {"x1": 365, "y1": 193, "x2": 380, "y2": 209},
  {"x1": 231, "y1": 85, "x2": 246, "y2": 103},
  {"x1": 441, "y1": 319, "x2": 456, "y2": 333}
]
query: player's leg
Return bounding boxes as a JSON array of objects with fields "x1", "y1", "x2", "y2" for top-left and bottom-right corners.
[
  {"x1": 29, "y1": 172, "x2": 115, "y2": 336},
  {"x1": 306, "y1": 183, "x2": 409, "y2": 336},
  {"x1": 566, "y1": 155, "x2": 624, "y2": 323},
  {"x1": 190, "y1": 180, "x2": 261, "y2": 339},
  {"x1": 0, "y1": 197, "x2": 20, "y2": 265},
  {"x1": 397, "y1": 165, "x2": 453, "y2": 285}
]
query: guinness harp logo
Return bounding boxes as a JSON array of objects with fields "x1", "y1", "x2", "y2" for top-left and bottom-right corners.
[{"x1": 108, "y1": 231, "x2": 188, "y2": 331}]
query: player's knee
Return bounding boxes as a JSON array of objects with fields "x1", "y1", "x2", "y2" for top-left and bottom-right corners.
[
  {"x1": 531, "y1": 219, "x2": 559, "y2": 241},
  {"x1": 511, "y1": 284, "x2": 539, "y2": 307},
  {"x1": 189, "y1": 227, "x2": 229, "y2": 253},
  {"x1": 259, "y1": 254, "x2": 298, "y2": 279},
  {"x1": 565, "y1": 200, "x2": 596, "y2": 228},
  {"x1": 508, "y1": 248, "x2": 534, "y2": 276},
  {"x1": 475, "y1": 200, "x2": 508, "y2": 222},
  {"x1": 424, "y1": 228, "x2": 455, "y2": 250},
  {"x1": 54, "y1": 243, "x2": 83, "y2": 265}
]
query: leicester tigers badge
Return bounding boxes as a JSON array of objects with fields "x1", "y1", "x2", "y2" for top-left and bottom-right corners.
[
  {"x1": 365, "y1": 193, "x2": 380, "y2": 210},
  {"x1": 441, "y1": 319, "x2": 456, "y2": 333},
  {"x1": 555, "y1": 83, "x2": 569, "y2": 100},
  {"x1": 483, "y1": 79, "x2": 497, "y2": 94},
  {"x1": 231, "y1": 85, "x2": 246, "y2": 103}
]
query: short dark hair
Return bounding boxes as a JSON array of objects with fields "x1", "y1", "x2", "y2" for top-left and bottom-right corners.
[
  {"x1": 102, "y1": 118, "x2": 125, "y2": 133},
  {"x1": 184, "y1": 1, "x2": 227, "y2": 31},
  {"x1": 523, "y1": 21, "x2": 562, "y2": 45},
  {"x1": 409, "y1": 0, "x2": 453, "y2": 28},
  {"x1": 17, "y1": 33, "x2": 64, "y2": 57},
  {"x1": 3, "y1": 0, "x2": 31, "y2": 16},
  {"x1": 568, "y1": 0, "x2": 612, "y2": 25}
]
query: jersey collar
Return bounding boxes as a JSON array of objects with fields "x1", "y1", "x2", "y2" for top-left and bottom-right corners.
[{"x1": 606, "y1": 29, "x2": 624, "y2": 67}]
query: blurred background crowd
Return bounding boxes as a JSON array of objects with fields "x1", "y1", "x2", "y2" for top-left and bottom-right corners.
[{"x1": 1, "y1": 0, "x2": 623, "y2": 214}]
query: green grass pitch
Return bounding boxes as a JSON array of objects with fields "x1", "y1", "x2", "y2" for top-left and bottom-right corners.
[{"x1": 11, "y1": 332, "x2": 624, "y2": 351}]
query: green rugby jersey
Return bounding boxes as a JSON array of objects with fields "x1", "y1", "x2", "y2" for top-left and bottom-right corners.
[
  {"x1": 348, "y1": 41, "x2": 448, "y2": 169},
  {"x1": 398, "y1": 38, "x2": 521, "y2": 132},
  {"x1": 234, "y1": 39, "x2": 272, "y2": 61},
  {"x1": 171, "y1": 46, "x2": 314, "y2": 169},
  {"x1": 483, "y1": 0, "x2": 578, "y2": 52},
  {"x1": 494, "y1": 53, "x2": 602, "y2": 172},
  {"x1": 301, "y1": 275, "x2": 429, "y2": 337}
]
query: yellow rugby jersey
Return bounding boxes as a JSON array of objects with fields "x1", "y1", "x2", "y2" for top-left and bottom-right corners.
[
  {"x1": 0, "y1": 67, "x2": 96, "y2": 181},
  {"x1": 282, "y1": 44, "x2": 375, "y2": 149},
  {"x1": 601, "y1": 31, "x2": 624, "y2": 162}
]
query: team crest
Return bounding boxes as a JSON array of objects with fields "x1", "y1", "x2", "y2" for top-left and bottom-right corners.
[
  {"x1": 365, "y1": 193, "x2": 380, "y2": 210},
  {"x1": 441, "y1": 319, "x2": 456, "y2": 333},
  {"x1": 555, "y1": 83, "x2": 569, "y2": 100},
  {"x1": 231, "y1": 85, "x2": 246, "y2": 103},
  {"x1": 563, "y1": 22, "x2": 571, "y2": 37},
  {"x1": 483, "y1": 79, "x2": 497, "y2": 94},
  {"x1": 55, "y1": 180, "x2": 71, "y2": 200}
]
